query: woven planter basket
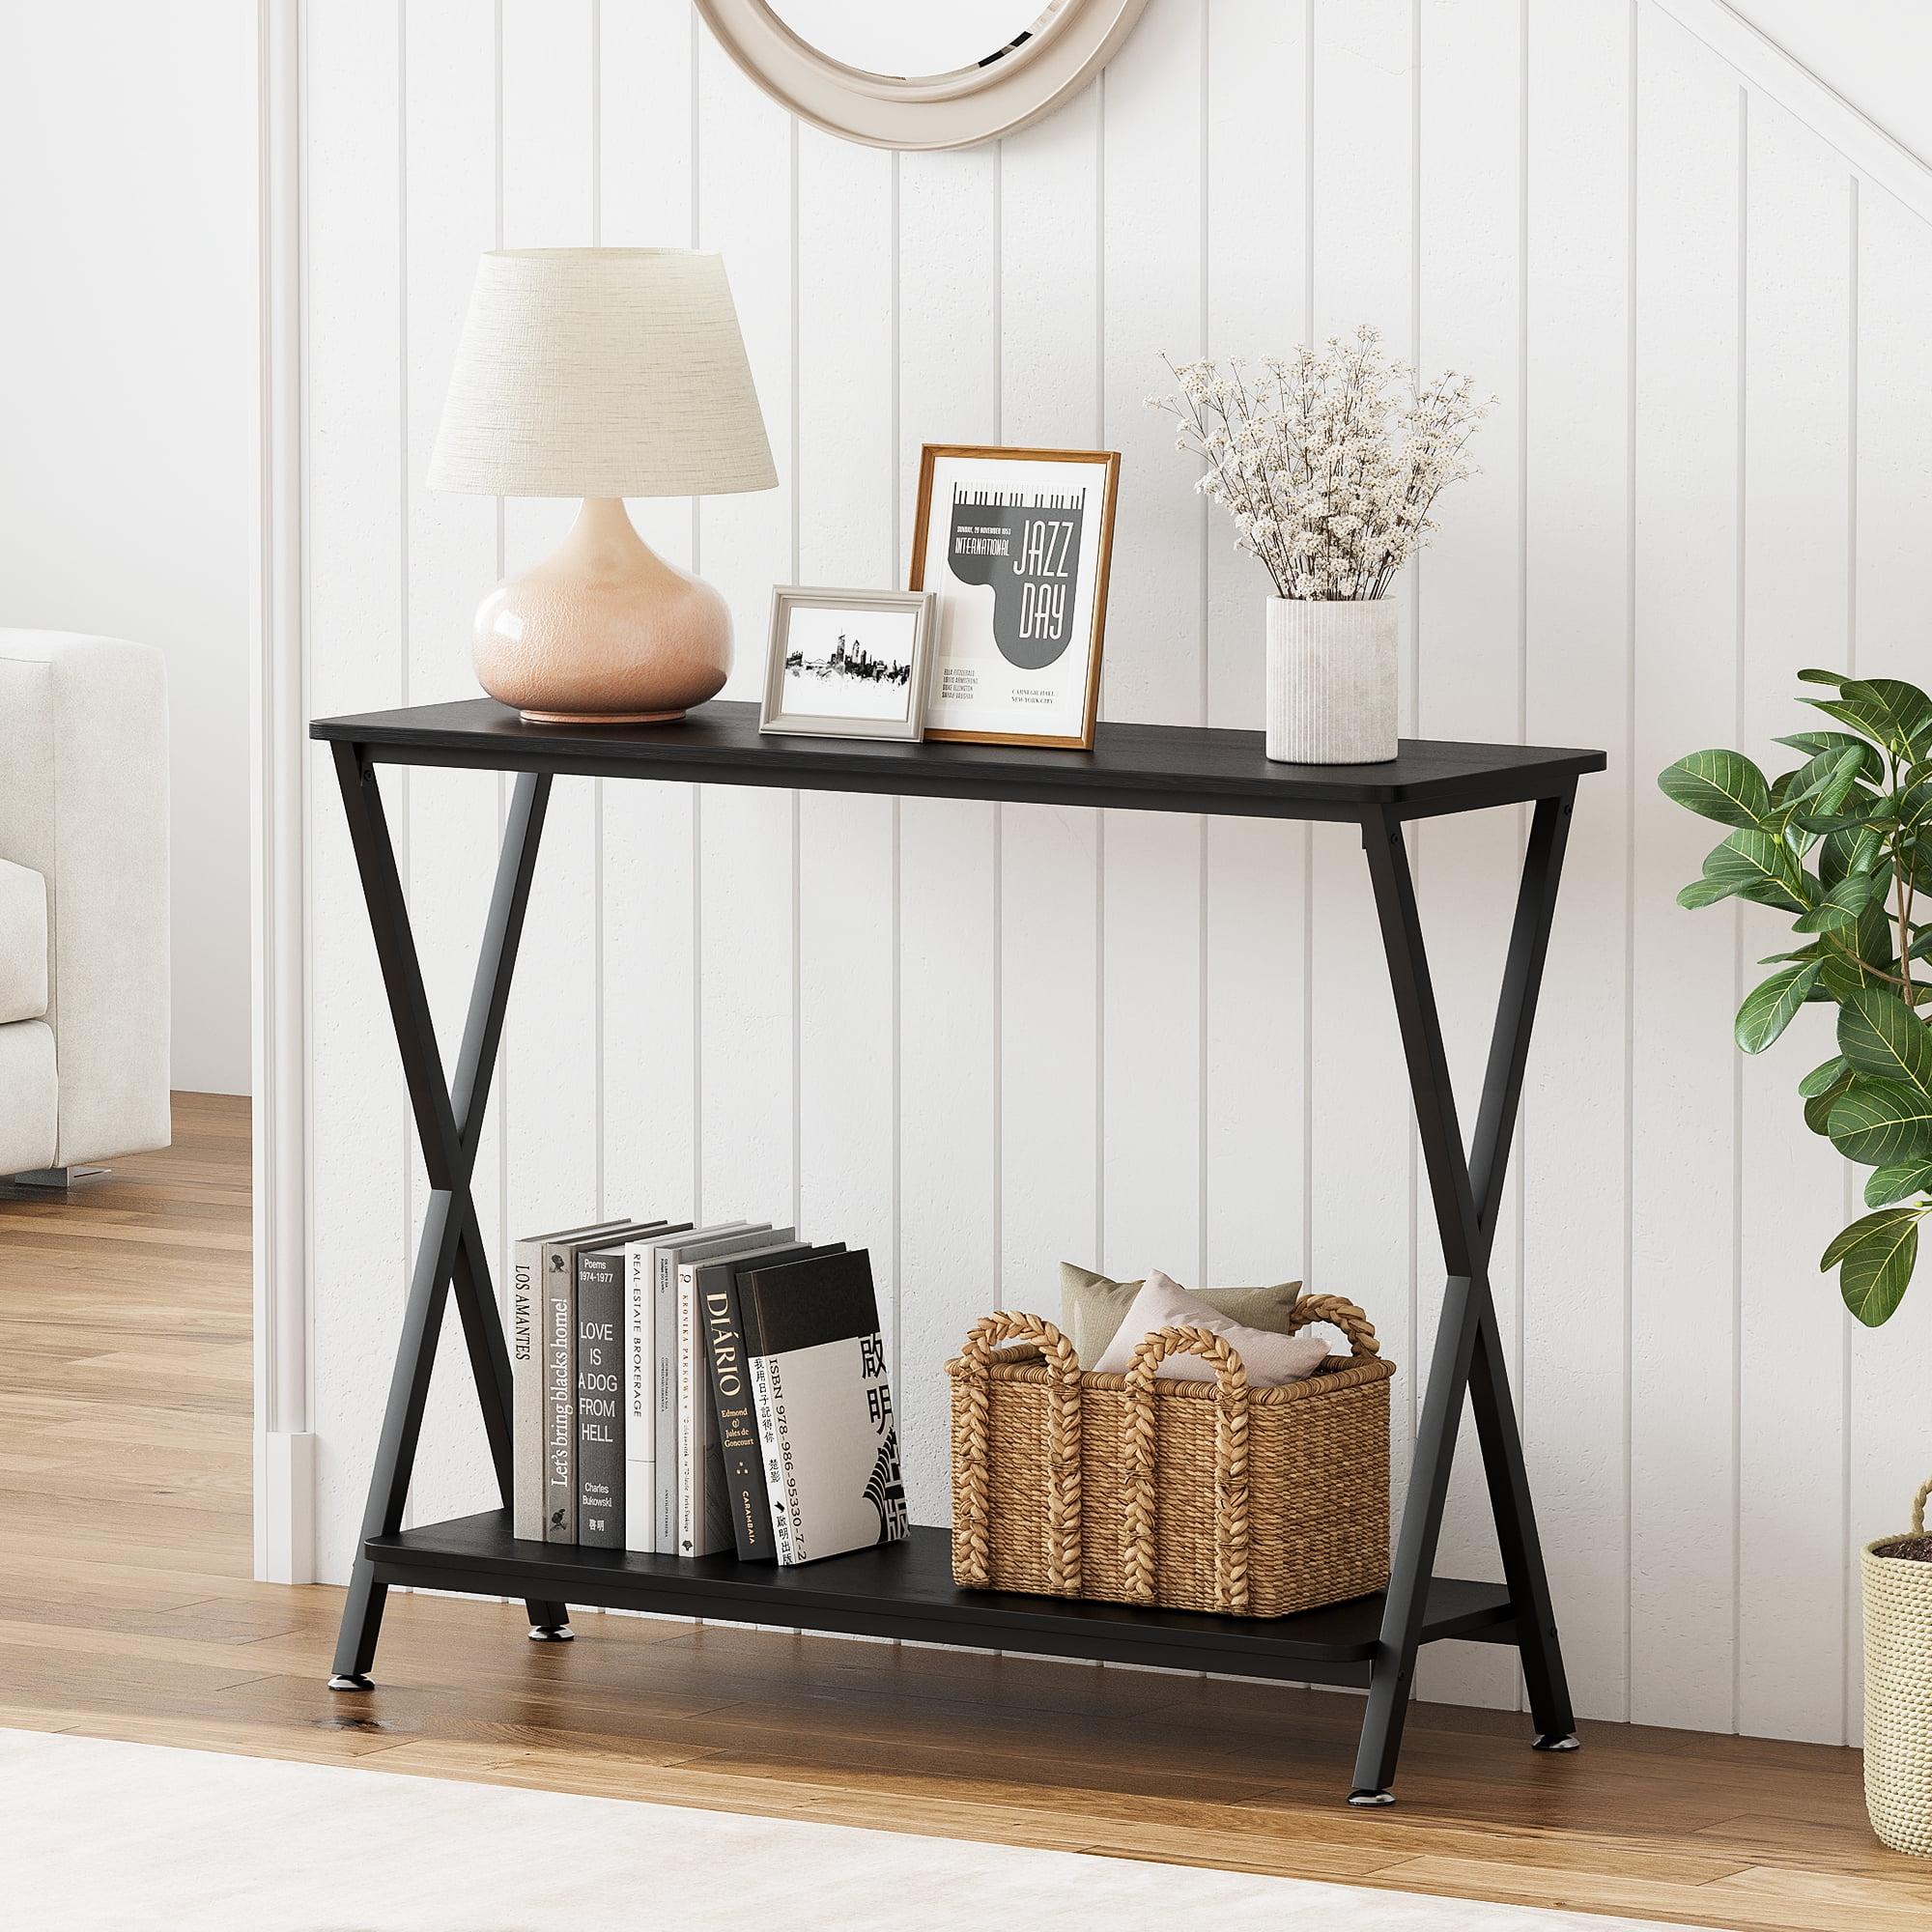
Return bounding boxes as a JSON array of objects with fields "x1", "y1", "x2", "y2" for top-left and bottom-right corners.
[
  {"x1": 1864, "y1": 1476, "x2": 1932, "y2": 1856},
  {"x1": 945, "y1": 1294, "x2": 1393, "y2": 1618}
]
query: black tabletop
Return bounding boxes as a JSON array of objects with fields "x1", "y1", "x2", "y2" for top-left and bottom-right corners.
[{"x1": 312, "y1": 697, "x2": 1605, "y2": 823}]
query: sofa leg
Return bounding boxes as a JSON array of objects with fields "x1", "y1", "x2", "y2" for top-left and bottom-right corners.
[{"x1": 10, "y1": 1165, "x2": 111, "y2": 1188}]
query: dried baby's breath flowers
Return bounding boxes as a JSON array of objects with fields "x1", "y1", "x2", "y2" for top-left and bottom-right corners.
[{"x1": 1148, "y1": 327, "x2": 1492, "y2": 601}]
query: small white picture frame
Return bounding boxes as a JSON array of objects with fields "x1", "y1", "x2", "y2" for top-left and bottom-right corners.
[{"x1": 759, "y1": 585, "x2": 937, "y2": 742}]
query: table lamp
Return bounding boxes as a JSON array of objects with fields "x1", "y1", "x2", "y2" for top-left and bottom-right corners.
[{"x1": 428, "y1": 248, "x2": 777, "y2": 724}]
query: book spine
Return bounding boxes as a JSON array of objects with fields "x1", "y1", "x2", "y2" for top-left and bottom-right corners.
[
  {"x1": 676, "y1": 1264, "x2": 697, "y2": 1554},
  {"x1": 576, "y1": 1255, "x2": 623, "y2": 1548},
  {"x1": 654, "y1": 1257, "x2": 679, "y2": 1553},
  {"x1": 749, "y1": 1350, "x2": 803, "y2": 1565},
  {"x1": 543, "y1": 1245, "x2": 576, "y2": 1544},
  {"x1": 708, "y1": 1272, "x2": 774, "y2": 1560},
  {"x1": 623, "y1": 1244, "x2": 654, "y2": 1551},
  {"x1": 510, "y1": 1236, "x2": 544, "y2": 1541}
]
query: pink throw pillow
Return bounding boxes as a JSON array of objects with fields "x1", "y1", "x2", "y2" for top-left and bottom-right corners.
[{"x1": 1090, "y1": 1269, "x2": 1332, "y2": 1386}]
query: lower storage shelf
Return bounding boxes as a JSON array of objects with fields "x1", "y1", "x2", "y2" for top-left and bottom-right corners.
[{"x1": 369, "y1": 1514, "x2": 1517, "y2": 1688}]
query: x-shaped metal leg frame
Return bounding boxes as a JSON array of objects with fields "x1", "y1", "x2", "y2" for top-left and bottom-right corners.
[
  {"x1": 327, "y1": 744, "x2": 568, "y2": 1690},
  {"x1": 1346, "y1": 789, "x2": 1579, "y2": 1802}
]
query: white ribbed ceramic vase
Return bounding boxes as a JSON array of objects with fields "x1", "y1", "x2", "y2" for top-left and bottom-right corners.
[{"x1": 1264, "y1": 597, "x2": 1399, "y2": 765}]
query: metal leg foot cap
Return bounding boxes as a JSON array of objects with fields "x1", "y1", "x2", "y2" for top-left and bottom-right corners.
[
  {"x1": 527, "y1": 1624, "x2": 574, "y2": 1643},
  {"x1": 1532, "y1": 1731, "x2": 1580, "y2": 1752},
  {"x1": 1347, "y1": 1788, "x2": 1396, "y2": 1807},
  {"x1": 327, "y1": 1672, "x2": 374, "y2": 1692}
]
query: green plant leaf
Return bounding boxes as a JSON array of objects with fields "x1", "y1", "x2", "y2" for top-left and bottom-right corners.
[
  {"x1": 1775, "y1": 730, "x2": 1886, "y2": 781},
  {"x1": 1825, "y1": 1208, "x2": 1921, "y2": 1326},
  {"x1": 1797, "y1": 668, "x2": 1853, "y2": 686},
  {"x1": 1710, "y1": 827, "x2": 1803, "y2": 892},
  {"x1": 1806, "y1": 695, "x2": 1909, "y2": 752},
  {"x1": 1838, "y1": 985, "x2": 1932, "y2": 1096},
  {"x1": 1847, "y1": 678, "x2": 1932, "y2": 755},
  {"x1": 1853, "y1": 895, "x2": 1898, "y2": 970},
  {"x1": 1799, "y1": 1054, "x2": 1849, "y2": 1098},
  {"x1": 1805, "y1": 681, "x2": 1932, "y2": 758},
  {"x1": 1819, "y1": 821, "x2": 1886, "y2": 891},
  {"x1": 1735, "y1": 963, "x2": 1822, "y2": 1053},
  {"x1": 1782, "y1": 746, "x2": 1868, "y2": 820},
  {"x1": 1828, "y1": 1077, "x2": 1932, "y2": 1166},
  {"x1": 1819, "y1": 951, "x2": 1879, "y2": 1003},
  {"x1": 1738, "y1": 876, "x2": 1809, "y2": 914},
  {"x1": 1680, "y1": 828, "x2": 1807, "y2": 912},
  {"x1": 1793, "y1": 870, "x2": 1879, "y2": 933},
  {"x1": 1792, "y1": 794, "x2": 1887, "y2": 834},
  {"x1": 1658, "y1": 750, "x2": 1771, "y2": 830},
  {"x1": 1804, "y1": 1064, "x2": 1855, "y2": 1135},
  {"x1": 1866, "y1": 1161, "x2": 1932, "y2": 1208},
  {"x1": 1677, "y1": 875, "x2": 1738, "y2": 911}
]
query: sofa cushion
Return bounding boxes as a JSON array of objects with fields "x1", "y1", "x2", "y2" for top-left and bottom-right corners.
[
  {"x1": 0, "y1": 859, "x2": 48, "y2": 1025},
  {"x1": 0, "y1": 1019, "x2": 58, "y2": 1173},
  {"x1": 0, "y1": 632, "x2": 169, "y2": 1165}
]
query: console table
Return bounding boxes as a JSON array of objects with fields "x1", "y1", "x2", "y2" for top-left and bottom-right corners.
[{"x1": 309, "y1": 696, "x2": 1605, "y2": 1804}]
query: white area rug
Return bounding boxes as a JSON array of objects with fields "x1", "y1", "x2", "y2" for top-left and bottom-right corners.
[{"x1": 7, "y1": 1727, "x2": 1692, "y2": 1931}]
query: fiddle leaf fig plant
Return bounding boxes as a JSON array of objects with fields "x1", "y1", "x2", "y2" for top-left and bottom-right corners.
[{"x1": 1661, "y1": 670, "x2": 1932, "y2": 1325}]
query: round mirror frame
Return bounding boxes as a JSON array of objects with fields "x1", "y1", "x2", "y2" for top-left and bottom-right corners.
[{"x1": 693, "y1": 0, "x2": 1153, "y2": 152}]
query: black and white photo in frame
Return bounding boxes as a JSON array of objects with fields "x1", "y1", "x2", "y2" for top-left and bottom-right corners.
[
  {"x1": 759, "y1": 585, "x2": 937, "y2": 741},
  {"x1": 911, "y1": 443, "x2": 1121, "y2": 749}
]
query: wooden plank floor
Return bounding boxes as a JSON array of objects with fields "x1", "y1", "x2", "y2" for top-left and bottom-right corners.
[{"x1": 3, "y1": 1092, "x2": 1928, "y2": 1926}]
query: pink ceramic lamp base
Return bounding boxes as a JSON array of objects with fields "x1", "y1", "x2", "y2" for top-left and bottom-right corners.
[{"x1": 471, "y1": 497, "x2": 732, "y2": 725}]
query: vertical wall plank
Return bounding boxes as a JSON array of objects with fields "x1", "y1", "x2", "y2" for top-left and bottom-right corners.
[
  {"x1": 498, "y1": 0, "x2": 602, "y2": 1273},
  {"x1": 1630, "y1": 5, "x2": 1742, "y2": 1735},
  {"x1": 404, "y1": 0, "x2": 510, "y2": 1530},
  {"x1": 1308, "y1": 0, "x2": 1418, "y2": 1546},
  {"x1": 1737, "y1": 99, "x2": 1853, "y2": 1746},
  {"x1": 598, "y1": 0, "x2": 700, "y2": 1230},
  {"x1": 693, "y1": 29, "x2": 796, "y2": 1227},
  {"x1": 1201, "y1": 0, "x2": 1309, "y2": 1293},
  {"x1": 1098, "y1": 0, "x2": 1205, "y2": 1287},
  {"x1": 305, "y1": 0, "x2": 406, "y2": 1583},
  {"x1": 1412, "y1": 0, "x2": 1524, "y2": 1712},
  {"x1": 1849, "y1": 181, "x2": 1932, "y2": 1743},
  {"x1": 1522, "y1": 0, "x2": 1634, "y2": 1725},
  {"x1": 896, "y1": 145, "x2": 1000, "y2": 1521},
  {"x1": 796, "y1": 125, "x2": 899, "y2": 1362},
  {"x1": 998, "y1": 91, "x2": 1102, "y2": 1310}
]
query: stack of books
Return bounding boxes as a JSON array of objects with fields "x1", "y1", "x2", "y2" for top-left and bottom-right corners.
[{"x1": 510, "y1": 1217, "x2": 909, "y2": 1565}]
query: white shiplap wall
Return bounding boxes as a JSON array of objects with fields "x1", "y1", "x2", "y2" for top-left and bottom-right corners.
[{"x1": 300, "y1": 0, "x2": 1932, "y2": 1747}]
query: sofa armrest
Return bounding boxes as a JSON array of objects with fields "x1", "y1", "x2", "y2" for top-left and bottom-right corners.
[{"x1": 0, "y1": 631, "x2": 170, "y2": 1165}]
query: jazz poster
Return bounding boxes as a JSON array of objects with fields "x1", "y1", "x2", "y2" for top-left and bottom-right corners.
[{"x1": 911, "y1": 444, "x2": 1120, "y2": 749}]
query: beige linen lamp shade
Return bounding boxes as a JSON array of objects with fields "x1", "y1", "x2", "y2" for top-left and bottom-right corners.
[
  {"x1": 429, "y1": 247, "x2": 777, "y2": 724},
  {"x1": 430, "y1": 249, "x2": 776, "y2": 497}
]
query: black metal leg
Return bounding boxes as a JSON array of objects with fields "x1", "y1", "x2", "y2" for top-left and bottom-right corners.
[
  {"x1": 327, "y1": 748, "x2": 564, "y2": 1688},
  {"x1": 1347, "y1": 793, "x2": 1578, "y2": 1801}
]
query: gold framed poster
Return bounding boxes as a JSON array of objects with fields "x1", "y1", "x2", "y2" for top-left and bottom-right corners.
[{"x1": 909, "y1": 442, "x2": 1120, "y2": 749}]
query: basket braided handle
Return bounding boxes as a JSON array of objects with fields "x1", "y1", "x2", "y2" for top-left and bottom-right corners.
[
  {"x1": 1914, "y1": 1475, "x2": 1932, "y2": 1535},
  {"x1": 1122, "y1": 1325, "x2": 1251, "y2": 1615},
  {"x1": 1286, "y1": 1293, "x2": 1381, "y2": 1358},
  {"x1": 953, "y1": 1312, "x2": 1083, "y2": 1596}
]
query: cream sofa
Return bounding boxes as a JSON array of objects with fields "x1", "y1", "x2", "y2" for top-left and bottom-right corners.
[{"x1": 0, "y1": 632, "x2": 170, "y2": 1179}]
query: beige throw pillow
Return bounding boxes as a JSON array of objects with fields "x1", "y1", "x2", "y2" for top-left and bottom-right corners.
[
  {"x1": 1090, "y1": 1270, "x2": 1332, "y2": 1386},
  {"x1": 1059, "y1": 1261, "x2": 1305, "y2": 1368}
]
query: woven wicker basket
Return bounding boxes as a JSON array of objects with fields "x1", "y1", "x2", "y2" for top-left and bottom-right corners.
[
  {"x1": 1864, "y1": 1476, "x2": 1932, "y2": 1856},
  {"x1": 945, "y1": 1294, "x2": 1393, "y2": 1618}
]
